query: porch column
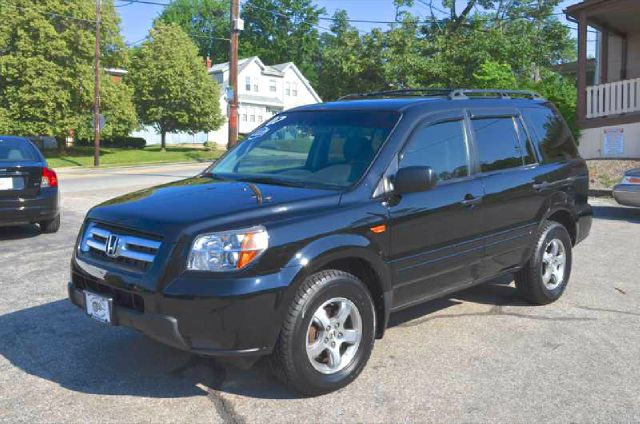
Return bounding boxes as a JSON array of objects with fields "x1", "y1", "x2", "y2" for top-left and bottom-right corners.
[
  {"x1": 621, "y1": 35, "x2": 628, "y2": 80},
  {"x1": 577, "y1": 10, "x2": 588, "y2": 124},
  {"x1": 600, "y1": 29, "x2": 609, "y2": 83}
]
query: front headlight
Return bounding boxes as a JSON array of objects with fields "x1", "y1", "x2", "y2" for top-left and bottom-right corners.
[{"x1": 187, "y1": 226, "x2": 268, "y2": 271}]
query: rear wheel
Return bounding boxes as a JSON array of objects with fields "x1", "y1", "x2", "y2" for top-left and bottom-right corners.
[
  {"x1": 39, "y1": 214, "x2": 60, "y2": 233},
  {"x1": 272, "y1": 270, "x2": 375, "y2": 396},
  {"x1": 515, "y1": 221, "x2": 572, "y2": 304}
]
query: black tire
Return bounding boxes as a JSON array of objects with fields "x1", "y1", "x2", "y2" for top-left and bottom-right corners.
[
  {"x1": 271, "y1": 270, "x2": 376, "y2": 396},
  {"x1": 515, "y1": 220, "x2": 572, "y2": 305},
  {"x1": 39, "y1": 215, "x2": 61, "y2": 233}
]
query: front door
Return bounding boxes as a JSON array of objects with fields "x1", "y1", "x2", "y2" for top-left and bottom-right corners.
[{"x1": 388, "y1": 113, "x2": 485, "y2": 310}]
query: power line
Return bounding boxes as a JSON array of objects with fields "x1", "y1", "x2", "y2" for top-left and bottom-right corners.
[{"x1": 114, "y1": 0, "x2": 170, "y2": 6}]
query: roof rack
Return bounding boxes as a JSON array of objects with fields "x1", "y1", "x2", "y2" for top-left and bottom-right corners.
[
  {"x1": 448, "y1": 89, "x2": 543, "y2": 100},
  {"x1": 337, "y1": 88, "x2": 543, "y2": 101},
  {"x1": 338, "y1": 88, "x2": 453, "y2": 100}
]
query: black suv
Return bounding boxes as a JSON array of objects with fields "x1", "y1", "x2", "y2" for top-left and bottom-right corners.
[{"x1": 68, "y1": 89, "x2": 592, "y2": 395}]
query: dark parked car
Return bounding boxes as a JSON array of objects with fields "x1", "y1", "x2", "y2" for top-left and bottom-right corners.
[
  {"x1": 0, "y1": 136, "x2": 60, "y2": 233},
  {"x1": 68, "y1": 89, "x2": 592, "y2": 395},
  {"x1": 613, "y1": 168, "x2": 640, "y2": 207}
]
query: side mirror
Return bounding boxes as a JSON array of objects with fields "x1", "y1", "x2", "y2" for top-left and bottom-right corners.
[{"x1": 394, "y1": 166, "x2": 438, "y2": 194}]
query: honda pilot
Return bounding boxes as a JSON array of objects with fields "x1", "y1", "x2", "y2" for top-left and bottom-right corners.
[{"x1": 68, "y1": 89, "x2": 592, "y2": 395}]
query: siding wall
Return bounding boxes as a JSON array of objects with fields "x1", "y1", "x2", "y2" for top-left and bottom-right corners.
[{"x1": 578, "y1": 121, "x2": 640, "y2": 159}]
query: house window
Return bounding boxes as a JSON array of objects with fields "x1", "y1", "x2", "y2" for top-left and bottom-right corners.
[
  {"x1": 269, "y1": 79, "x2": 276, "y2": 92},
  {"x1": 245, "y1": 76, "x2": 251, "y2": 91},
  {"x1": 285, "y1": 82, "x2": 291, "y2": 96},
  {"x1": 253, "y1": 81, "x2": 258, "y2": 92},
  {"x1": 292, "y1": 82, "x2": 298, "y2": 96},
  {"x1": 242, "y1": 114, "x2": 247, "y2": 122},
  {"x1": 258, "y1": 115, "x2": 263, "y2": 122},
  {"x1": 250, "y1": 115, "x2": 255, "y2": 122}
]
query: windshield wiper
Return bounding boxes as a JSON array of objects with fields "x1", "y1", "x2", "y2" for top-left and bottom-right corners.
[{"x1": 235, "y1": 175, "x2": 307, "y2": 188}]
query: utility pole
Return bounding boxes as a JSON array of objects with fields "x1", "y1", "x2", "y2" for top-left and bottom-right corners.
[
  {"x1": 227, "y1": 0, "x2": 240, "y2": 149},
  {"x1": 93, "y1": 0, "x2": 101, "y2": 167}
]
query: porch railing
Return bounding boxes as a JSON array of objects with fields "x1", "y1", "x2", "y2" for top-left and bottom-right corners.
[{"x1": 586, "y1": 78, "x2": 640, "y2": 119}]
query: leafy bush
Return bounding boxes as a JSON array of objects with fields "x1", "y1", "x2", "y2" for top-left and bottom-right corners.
[{"x1": 75, "y1": 136, "x2": 146, "y2": 149}]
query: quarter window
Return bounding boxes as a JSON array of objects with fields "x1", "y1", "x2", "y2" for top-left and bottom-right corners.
[
  {"x1": 523, "y1": 107, "x2": 579, "y2": 163},
  {"x1": 472, "y1": 117, "x2": 525, "y2": 172},
  {"x1": 400, "y1": 120, "x2": 469, "y2": 182}
]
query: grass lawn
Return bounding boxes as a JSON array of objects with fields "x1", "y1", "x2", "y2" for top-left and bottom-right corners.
[{"x1": 44, "y1": 146, "x2": 225, "y2": 168}]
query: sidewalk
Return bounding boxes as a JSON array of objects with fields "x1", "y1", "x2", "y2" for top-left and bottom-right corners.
[{"x1": 55, "y1": 161, "x2": 209, "y2": 179}]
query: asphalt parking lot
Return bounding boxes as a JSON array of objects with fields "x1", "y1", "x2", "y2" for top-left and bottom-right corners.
[{"x1": 1, "y1": 163, "x2": 639, "y2": 423}]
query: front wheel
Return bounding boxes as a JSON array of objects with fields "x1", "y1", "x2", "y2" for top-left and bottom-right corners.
[
  {"x1": 271, "y1": 270, "x2": 376, "y2": 396},
  {"x1": 515, "y1": 221, "x2": 573, "y2": 305}
]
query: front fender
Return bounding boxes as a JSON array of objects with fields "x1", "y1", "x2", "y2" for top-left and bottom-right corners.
[{"x1": 283, "y1": 233, "x2": 392, "y2": 292}]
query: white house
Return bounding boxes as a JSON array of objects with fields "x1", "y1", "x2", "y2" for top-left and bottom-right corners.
[
  {"x1": 207, "y1": 56, "x2": 322, "y2": 146},
  {"x1": 565, "y1": 0, "x2": 640, "y2": 159}
]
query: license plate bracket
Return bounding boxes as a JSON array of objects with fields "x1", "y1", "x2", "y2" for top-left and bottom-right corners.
[{"x1": 84, "y1": 291, "x2": 113, "y2": 325}]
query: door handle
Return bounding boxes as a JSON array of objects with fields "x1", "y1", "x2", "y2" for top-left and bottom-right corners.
[{"x1": 460, "y1": 195, "x2": 482, "y2": 207}]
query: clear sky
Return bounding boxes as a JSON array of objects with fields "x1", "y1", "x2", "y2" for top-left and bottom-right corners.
[{"x1": 116, "y1": 0, "x2": 596, "y2": 55}]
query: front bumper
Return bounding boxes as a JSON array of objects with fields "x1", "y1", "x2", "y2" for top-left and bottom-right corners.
[
  {"x1": 0, "y1": 188, "x2": 59, "y2": 226},
  {"x1": 613, "y1": 184, "x2": 640, "y2": 207},
  {"x1": 68, "y1": 261, "x2": 300, "y2": 358}
]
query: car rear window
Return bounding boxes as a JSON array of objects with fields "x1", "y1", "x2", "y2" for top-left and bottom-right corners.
[
  {"x1": 0, "y1": 138, "x2": 39, "y2": 162},
  {"x1": 522, "y1": 107, "x2": 579, "y2": 163}
]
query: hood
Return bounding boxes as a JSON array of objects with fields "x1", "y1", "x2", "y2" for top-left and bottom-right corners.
[{"x1": 88, "y1": 176, "x2": 341, "y2": 238}]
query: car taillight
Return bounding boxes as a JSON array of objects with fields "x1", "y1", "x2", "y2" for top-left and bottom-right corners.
[
  {"x1": 41, "y1": 167, "x2": 58, "y2": 188},
  {"x1": 622, "y1": 176, "x2": 640, "y2": 185}
]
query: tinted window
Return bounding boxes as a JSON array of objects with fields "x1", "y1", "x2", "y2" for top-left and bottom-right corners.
[
  {"x1": 212, "y1": 111, "x2": 400, "y2": 189},
  {"x1": 472, "y1": 117, "x2": 524, "y2": 172},
  {"x1": 524, "y1": 107, "x2": 579, "y2": 162},
  {"x1": 400, "y1": 120, "x2": 469, "y2": 181},
  {"x1": 515, "y1": 118, "x2": 537, "y2": 165},
  {"x1": 0, "y1": 138, "x2": 39, "y2": 162}
]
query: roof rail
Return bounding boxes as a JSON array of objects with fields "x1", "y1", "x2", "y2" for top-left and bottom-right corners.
[
  {"x1": 337, "y1": 88, "x2": 543, "y2": 101},
  {"x1": 338, "y1": 88, "x2": 453, "y2": 100},
  {"x1": 448, "y1": 89, "x2": 543, "y2": 100}
]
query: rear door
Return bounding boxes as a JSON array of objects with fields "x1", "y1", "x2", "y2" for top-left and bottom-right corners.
[
  {"x1": 467, "y1": 109, "x2": 549, "y2": 278},
  {"x1": 0, "y1": 137, "x2": 44, "y2": 199},
  {"x1": 388, "y1": 111, "x2": 485, "y2": 309}
]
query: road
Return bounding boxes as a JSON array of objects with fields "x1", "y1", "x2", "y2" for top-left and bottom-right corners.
[{"x1": 1, "y1": 163, "x2": 639, "y2": 423}]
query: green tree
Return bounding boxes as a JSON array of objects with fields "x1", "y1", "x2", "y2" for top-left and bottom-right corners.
[
  {"x1": 0, "y1": 0, "x2": 137, "y2": 139},
  {"x1": 240, "y1": 0, "x2": 325, "y2": 84},
  {"x1": 157, "y1": 0, "x2": 229, "y2": 63},
  {"x1": 128, "y1": 22, "x2": 224, "y2": 151},
  {"x1": 317, "y1": 11, "x2": 385, "y2": 100},
  {"x1": 473, "y1": 60, "x2": 517, "y2": 89}
]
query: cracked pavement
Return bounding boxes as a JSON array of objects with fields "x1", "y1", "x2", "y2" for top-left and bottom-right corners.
[{"x1": 0, "y1": 163, "x2": 639, "y2": 423}]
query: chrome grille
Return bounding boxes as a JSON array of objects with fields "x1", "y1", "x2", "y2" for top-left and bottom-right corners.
[{"x1": 79, "y1": 222, "x2": 161, "y2": 271}]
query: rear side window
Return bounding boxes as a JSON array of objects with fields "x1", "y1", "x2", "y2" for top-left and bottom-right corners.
[
  {"x1": 0, "y1": 138, "x2": 39, "y2": 162},
  {"x1": 523, "y1": 107, "x2": 579, "y2": 163},
  {"x1": 472, "y1": 117, "x2": 527, "y2": 172},
  {"x1": 400, "y1": 120, "x2": 469, "y2": 181}
]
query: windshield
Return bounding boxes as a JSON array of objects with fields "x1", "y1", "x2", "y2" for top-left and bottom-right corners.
[
  {"x1": 209, "y1": 110, "x2": 400, "y2": 190},
  {"x1": 0, "y1": 138, "x2": 39, "y2": 162}
]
